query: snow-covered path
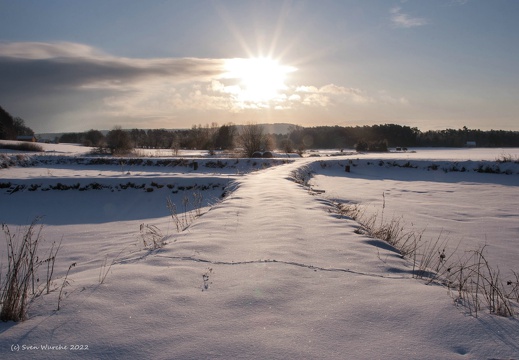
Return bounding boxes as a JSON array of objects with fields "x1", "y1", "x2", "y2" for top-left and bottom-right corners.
[
  {"x1": 1, "y1": 159, "x2": 519, "y2": 359},
  {"x1": 173, "y1": 160, "x2": 369, "y2": 268}
]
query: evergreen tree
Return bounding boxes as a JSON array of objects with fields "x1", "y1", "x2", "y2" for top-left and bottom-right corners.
[{"x1": 0, "y1": 106, "x2": 34, "y2": 140}]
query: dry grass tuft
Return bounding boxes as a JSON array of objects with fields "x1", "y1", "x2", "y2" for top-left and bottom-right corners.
[
  {"x1": 330, "y1": 199, "x2": 517, "y2": 318},
  {"x1": 0, "y1": 219, "x2": 61, "y2": 322}
]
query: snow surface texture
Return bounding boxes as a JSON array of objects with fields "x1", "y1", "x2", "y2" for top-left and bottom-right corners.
[{"x1": 0, "y1": 144, "x2": 518, "y2": 359}]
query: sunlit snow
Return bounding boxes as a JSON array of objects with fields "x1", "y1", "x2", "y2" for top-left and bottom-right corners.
[{"x1": 1, "y1": 142, "x2": 518, "y2": 359}]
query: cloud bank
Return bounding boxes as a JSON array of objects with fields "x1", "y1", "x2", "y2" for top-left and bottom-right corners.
[
  {"x1": 0, "y1": 42, "x2": 227, "y2": 91},
  {"x1": 0, "y1": 42, "x2": 406, "y2": 132}
]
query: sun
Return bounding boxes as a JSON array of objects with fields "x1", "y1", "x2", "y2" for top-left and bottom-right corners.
[{"x1": 224, "y1": 57, "x2": 296, "y2": 106}]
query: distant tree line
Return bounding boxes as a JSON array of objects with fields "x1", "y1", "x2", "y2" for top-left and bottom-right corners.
[
  {"x1": 416, "y1": 127, "x2": 519, "y2": 147},
  {"x1": 0, "y1": 106, "x2": 34, "y2": 140},
  {"x1": 126, "y1": 123, "x2": 237, "y2": 151},
  {"x1": 277, "y1": 124, "x2": 419, "y2": 151},
  {"x1": 2, "y1": 102, "x2": 517, "y2": 150},
  {"x1": 279, "y1": 124, "x2": 519, "y2": 150},
  {"x1": 56, "y1": 122, "x2": 519, "y2": 155},
  {"x1": 58, "y1": 123, "x2": 238, "y2": 155}
]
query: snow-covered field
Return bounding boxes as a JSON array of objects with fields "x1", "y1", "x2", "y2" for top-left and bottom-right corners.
[
  {"x1": 1, "y1": 142, "x2": 518, "y2": 359},
  {"x1": 308, "y1": 149, "x2": 519, "y2": 278}
]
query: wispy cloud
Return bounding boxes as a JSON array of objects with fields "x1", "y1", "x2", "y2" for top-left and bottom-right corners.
[
  {"x1": 294, "y1": 84, "x2": 374, "y2": 106},
  {"x1": 448, "y1": 0, "x2": 469, "y2": 5},
  {"x1": 390, "y1": 6, "x2": 429, "y2": 28}
]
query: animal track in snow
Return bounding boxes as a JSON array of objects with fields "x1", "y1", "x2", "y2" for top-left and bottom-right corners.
[{"x1": 155, "y1": 255, "x2": 408, "y2": 280}]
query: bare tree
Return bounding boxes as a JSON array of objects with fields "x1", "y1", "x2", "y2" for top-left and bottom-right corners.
[
  {"x1": 171, "y1": 133, "x2": 181, "y2": 156},
  {"x1": 106, "y1": 126, "x2": 133, "y2": 155},
  {"x1": 238, "y1": 123, "x2": 266, "y2": 157}
]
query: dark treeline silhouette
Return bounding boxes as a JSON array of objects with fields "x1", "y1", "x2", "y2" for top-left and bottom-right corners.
[
  {"x1": 0, "y1": 106, "x2": 34, "y2": 140},
  {"x1": 281, "y1": 124, "x2": 419, "y2": 150},
  {"x1": 56, "y1": 123, "x2": 519, "y2": 152},
  {"x1": 59, "y1": 129, "x2": 106, "y2": 146},
  {"x1": 281, "y1": 124, "x2": 519, "y2": 150},
  {"x1": 58, "y1": 123, "x2": 237, "y2": 151},
  {"x1": 417, "y1": 127, "x2": 519, "y2": 147},
  {"x1": 126, "y1": 124, "x2": 236, "y2": 150}
]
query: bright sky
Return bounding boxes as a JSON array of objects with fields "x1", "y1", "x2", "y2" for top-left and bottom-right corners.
[{"x1": 0, "y1": 0, "x2": 518, "y2": 133}]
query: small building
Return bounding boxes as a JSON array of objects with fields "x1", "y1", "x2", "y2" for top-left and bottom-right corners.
[{"x1": 16, "y1": 135, "x2": 37, "y2": 142}]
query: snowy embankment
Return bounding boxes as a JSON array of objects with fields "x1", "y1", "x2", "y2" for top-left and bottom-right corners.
[
  {"x1": 0, "y1": 144, "x2": 518, "y2": 359},
  {"x1": 307, "y1": 155, "x2": 519, "y2": 278}
]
